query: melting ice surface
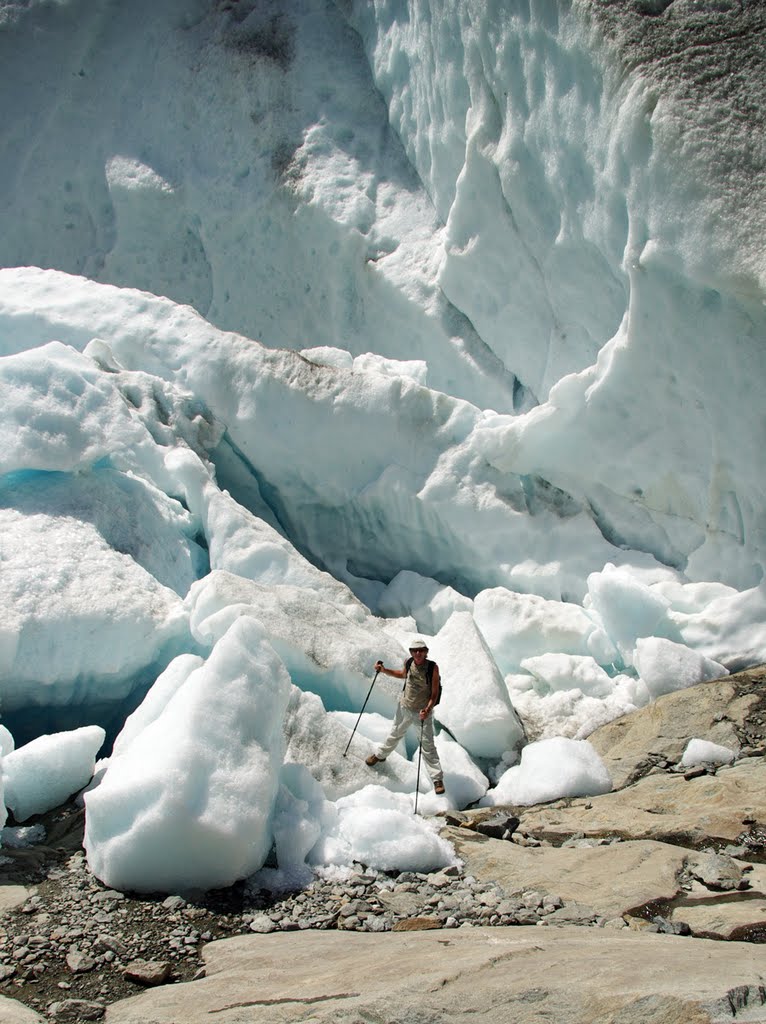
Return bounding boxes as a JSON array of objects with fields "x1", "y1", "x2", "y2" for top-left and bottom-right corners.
[{"x1": 1, "y1": 0, "x2": 765, "y2": 891}]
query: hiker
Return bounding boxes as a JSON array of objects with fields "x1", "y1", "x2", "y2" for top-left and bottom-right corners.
[{"x1": 366, "y1": 639, "x2": 445, "y2": 795}]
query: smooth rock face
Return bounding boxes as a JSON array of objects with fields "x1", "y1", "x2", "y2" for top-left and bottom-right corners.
[
  {"x1": 587, "y1": 672, "x2": 763, "y2": 790},
  {"x1": 511, "y1": 760, "x2": 766, "y2": 847},
  {"x1": 0, "y1": 993, "x2": 46, "y2": 1023},
  {"x1": 667, "y1": 862, "x2": 766, "y2": 943},
  {"x1": 671, "y1": 894, "x2": 766, "y2": 944},
  {"x1": 0, "y1": 886, "x2": 31, "y2": 916},
  {"x1": 104, "y1": 927, "x2": 766, "y2": 1024},
  {"x1": 443, "y1": 829, "x2": 687, "y2": 920},
  {"x1": 445, "y1": 664, "x2": 766, "y2": 949}
]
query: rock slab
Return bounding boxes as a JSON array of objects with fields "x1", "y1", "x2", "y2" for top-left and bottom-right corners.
[
  {"x1": 104, "y1": 927, "x2": 766, "y2": 1024},
  {"x1": 511, "y1": 760, "x2": 765, "y2": 847},
  {"x1": 588, "y1": 669, "x2": 766, "y2": 790},
  {"x1": 443, "y1": 828, "x2": 688, "y2": 920}
]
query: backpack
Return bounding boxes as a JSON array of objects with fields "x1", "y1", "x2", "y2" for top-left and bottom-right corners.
[{"x1": 404, "y1": 657, "x2": 442, "y2": 706}]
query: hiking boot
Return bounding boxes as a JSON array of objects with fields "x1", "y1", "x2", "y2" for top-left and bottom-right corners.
[
  {"x1": 433, "y1": 779, "x2": 445, "y2": 795},
  {"x1": 365, "y1": 754, "x2": 385, "y2": 766}
]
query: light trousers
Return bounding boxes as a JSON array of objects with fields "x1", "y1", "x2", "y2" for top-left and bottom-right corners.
[{"x1": 376, "y1": 704, "x2": 443, "y2": 782}]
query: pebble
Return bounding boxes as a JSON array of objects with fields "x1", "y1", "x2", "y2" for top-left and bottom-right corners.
[
  {"x1": 123, "y1": 959, "x2": 172, "y2": 986},
  {"x1": 248, "y1": 917, "x2": 274, "y2": 933},
  {"x1": 162, "y1": 896, "x2": 186, "y2": 912},
  {"x1": 66, "y1": 950, "x2": 96, "y2": 974}
]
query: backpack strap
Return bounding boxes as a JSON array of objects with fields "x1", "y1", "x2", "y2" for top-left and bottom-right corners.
[
  {"x1": 402, "y1": 657, "x2": 434, "y2": 691},
  {"x1": 403, "y1": 656, "x2": 411, "y2": 692}
]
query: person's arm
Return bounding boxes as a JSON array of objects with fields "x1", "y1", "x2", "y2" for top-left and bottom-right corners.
[
  {"x1": 375, "y1": 659, "x2": 406, "y2": 679},
  {"x1": 420, "y1": 663, "x2": 440, "y2": 720}
]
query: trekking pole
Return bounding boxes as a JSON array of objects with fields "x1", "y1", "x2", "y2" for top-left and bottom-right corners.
[
  {"x1": 342, "y1": 670, "x2": 380, "y2": 758},
  {"x1": 413, "y1": 717, "x2": 424, "y2": 815}
]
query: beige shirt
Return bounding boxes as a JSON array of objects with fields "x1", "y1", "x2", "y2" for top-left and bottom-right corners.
[{"x1": 400, "y1": 659, "x2": 432, "y2": 711}]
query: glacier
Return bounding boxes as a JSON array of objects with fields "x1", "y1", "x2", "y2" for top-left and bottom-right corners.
[{"x1": 0, "y1": 0, "x2": 764, "y2": 891}]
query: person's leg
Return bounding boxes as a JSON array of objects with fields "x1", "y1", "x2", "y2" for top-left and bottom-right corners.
[
  {"x1": 375, "y1": 704, "x2": 414, "y2": 760},
  {"x1": 419, "y1": 716, "x2": 443, "y2": 783}
]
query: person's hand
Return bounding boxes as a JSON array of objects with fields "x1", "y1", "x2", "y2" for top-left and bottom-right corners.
[
  {"x1": 375, "y1": 660, "x2": 384, "y2": 672},
  {"x1": 419, "y1": 705, "x2": 431, "y2": 720}
]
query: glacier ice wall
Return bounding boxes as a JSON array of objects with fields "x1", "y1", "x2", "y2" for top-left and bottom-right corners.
[
  {"x1": 345, "y1": 0, "x2": 766, "y2": 585},
  {"x1": 0, "y1": 0, "x2": 765, "y2": 764},
  {"x1": 0, "y1": 0, "x2": 517, "y2": 412},
  {"x1": 1, "y1": 0, "x2": 764, "y2": 593}
]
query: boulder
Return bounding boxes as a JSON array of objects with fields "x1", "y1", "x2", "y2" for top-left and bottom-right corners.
[
  {"x1": 684, "y1": 852, "x2": 746, "y2": 892},
  {"x1": 66, "y1": 950, "x2": 96, "y2": 974}
]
